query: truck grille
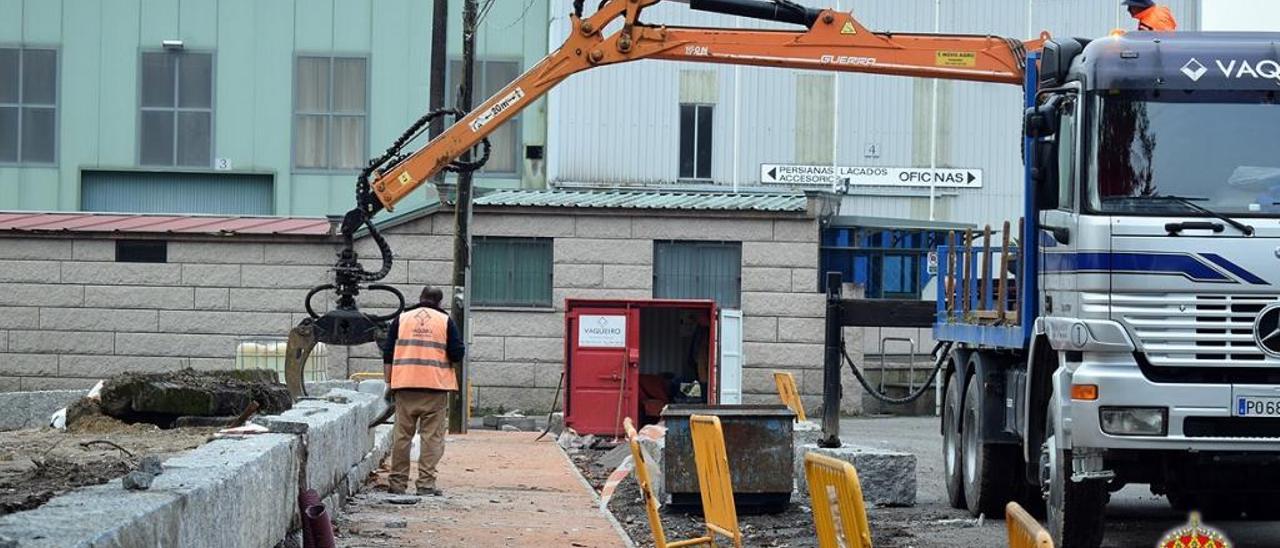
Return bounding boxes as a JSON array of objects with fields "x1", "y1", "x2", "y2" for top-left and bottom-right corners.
[{"x1": 1106, "y1": 293, "x2": 1280, "y2": 368}]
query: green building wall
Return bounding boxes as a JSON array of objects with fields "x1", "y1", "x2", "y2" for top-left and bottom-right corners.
[{"x1": 0, "y1": 0, "x2": 549, "y2": 216}]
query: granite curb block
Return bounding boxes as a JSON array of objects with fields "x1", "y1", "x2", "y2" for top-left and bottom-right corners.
[{"x1": 0, "y1": 382, "x2": 390, "y2": 547}]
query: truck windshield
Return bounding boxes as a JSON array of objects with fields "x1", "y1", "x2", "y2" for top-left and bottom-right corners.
[{"x1": 1088, "y1": 90, "x2": 1280, "y2": 217}]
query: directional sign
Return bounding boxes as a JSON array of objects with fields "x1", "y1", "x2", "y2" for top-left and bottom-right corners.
[{"x1": 760, "y1": 164, "x2": 983, "y2": 191}]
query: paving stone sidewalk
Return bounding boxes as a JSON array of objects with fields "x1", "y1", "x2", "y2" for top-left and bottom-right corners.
[{"x1": 336, "y1": 430, "x2": 630, "y2": 547}]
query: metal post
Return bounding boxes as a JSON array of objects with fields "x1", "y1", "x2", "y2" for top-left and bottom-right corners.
[
  {"x1": 448, "y1": 0, "x2": 478, "y2": 435},
  {"x1": 820, "y1": 272, "x2": 843, "y2": 448}
]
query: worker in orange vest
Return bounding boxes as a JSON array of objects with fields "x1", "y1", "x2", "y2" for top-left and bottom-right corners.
[
  {"x1": 380, "y1": 286, "x2": 466, "y2": 496},
  {"x1": 1123, "y1": 0, "x2": 1177, "y2": 31}
]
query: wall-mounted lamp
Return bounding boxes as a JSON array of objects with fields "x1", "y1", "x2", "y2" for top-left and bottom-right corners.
[{"x1": 162, "y1": 39, "x2": 184, "y2": 51}]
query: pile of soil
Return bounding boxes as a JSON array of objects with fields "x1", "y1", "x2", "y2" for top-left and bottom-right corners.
[{"x1": 0, "y1": 421, "x2": 215, "y2": 516}]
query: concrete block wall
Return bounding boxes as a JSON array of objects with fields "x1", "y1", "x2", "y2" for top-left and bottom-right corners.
[
  {"x1": 359, "y1": 209, "x2": 853, "y2": 415},
  {"x1": 0, "y1": 236, "x2": 357, "y2": 390}
]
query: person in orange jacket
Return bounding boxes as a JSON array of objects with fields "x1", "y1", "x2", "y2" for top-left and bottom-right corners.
[{"x1": 1124, "y1": 0, "x2": 1177, "y2": 31}]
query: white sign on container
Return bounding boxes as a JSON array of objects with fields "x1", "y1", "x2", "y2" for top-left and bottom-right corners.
[
  {"x1": 760, "y1": 164, "x2": 983, "y2": 191},
  {"x1": 579, "y1": 315, "x2": 626, "y2": 348}
]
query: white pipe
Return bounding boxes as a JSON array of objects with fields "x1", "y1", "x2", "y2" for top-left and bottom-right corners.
[
  {"x1": 928, "y1": 0, "x2": 941, "y2": 221},
  {"x1": 733, "y1": 16, "x2": 742, "y2": 193},
  {"x1": 832, "y1": 0, "x2": 841, "y2": 192}
]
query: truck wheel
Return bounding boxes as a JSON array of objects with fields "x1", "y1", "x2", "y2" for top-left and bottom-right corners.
[
  {"x1": 943, "y1": 375, "x2": 966, "y2": 509},
  {"x1": 962, "y1": 376, "x2": 1015, "y2": 516},
  {"x1": 1042, "y1": 406, "x2": 1107, "y2": 548}
]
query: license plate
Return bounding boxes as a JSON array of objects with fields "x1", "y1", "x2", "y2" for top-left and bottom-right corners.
[{"x1": 1234, "y1": 396, "x2": 1280, "y2": 417}]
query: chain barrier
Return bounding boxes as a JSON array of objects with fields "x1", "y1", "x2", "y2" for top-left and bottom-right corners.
[{"x1": 841, "y1": 340, "x2": 953, "y2": 405}]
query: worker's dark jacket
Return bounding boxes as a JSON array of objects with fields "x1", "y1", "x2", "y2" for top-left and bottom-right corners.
[{"x1": 380, "y1": 304, "x2": 466, "y2": 366}]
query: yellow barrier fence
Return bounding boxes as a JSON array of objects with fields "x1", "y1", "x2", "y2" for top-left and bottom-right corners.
[
  {"x1": 624, "y1": 418, "x2": 712, "y2": 548},
  {"x1": 773, "y1": 371, "x2": 806, "y2": 421},
  {"x1": 689, "y1": 415, "x2": 744, "y2": 547},
  {"x1": 1005, "y1": 502, "x2": 1053, "y2": 548},
  {"x1": 803, "y1": 453, "x2": 873, "y2": 548}
]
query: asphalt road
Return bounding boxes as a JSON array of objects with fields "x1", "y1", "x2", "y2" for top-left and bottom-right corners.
[{"x1": 840, "y1": 416, "x2": 1280, "y2": 548}]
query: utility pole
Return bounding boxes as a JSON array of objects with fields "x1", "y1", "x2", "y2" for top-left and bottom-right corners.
[
  {"x1": 448, "y1": 0, "x2": 478, "y2": 434},
  {"x1": 429, "y1": 0, "x2": 448, "y2": 147}
]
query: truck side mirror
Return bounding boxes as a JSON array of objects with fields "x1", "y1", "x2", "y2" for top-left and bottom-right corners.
[{"x1": 1026, "y1": 97, "x2": 1063, "y2": 211}]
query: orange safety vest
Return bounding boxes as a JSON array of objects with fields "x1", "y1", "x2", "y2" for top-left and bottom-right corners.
[
  {"x1": 1134, "y1": 5, "x2": 1177, "y2": 32},
  {"x1": 390, "y1": 307, "x2": 458, "y2": 391}
]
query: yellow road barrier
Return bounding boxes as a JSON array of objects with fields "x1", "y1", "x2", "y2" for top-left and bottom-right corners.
[
  {"x1": 689, "y1": 415, "x2": 744, "y2": 547},
  {"x1": 1006, "y1": 502, "x2": 1053, "y2": 548},
  {"x1": 624, "y1": 418, "x2": 712, "y2": 548},
  {"x1": 803, "y1": 453, "x2": 873, "y2": 548},
  {"x1": 773, "y1": 371, "x2": 806, "y2": 421}
]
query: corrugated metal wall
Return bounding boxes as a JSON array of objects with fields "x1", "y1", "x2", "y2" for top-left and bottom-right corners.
[{"x1": 546, "y1": 0, "x2": 1200, "y2": 227}]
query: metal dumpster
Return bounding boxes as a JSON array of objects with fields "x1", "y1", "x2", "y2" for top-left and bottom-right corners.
[{"x1": 661, "y1": 404, "x2": 795, "y2": 513}]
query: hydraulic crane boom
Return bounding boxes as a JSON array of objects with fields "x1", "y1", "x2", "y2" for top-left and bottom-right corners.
[
  {"x1": 367, "y1": 0, "x2": 1046, "y2": 211},
  {"x1": 286, "y1": 0, "x2": 1047, "y2": 391}
]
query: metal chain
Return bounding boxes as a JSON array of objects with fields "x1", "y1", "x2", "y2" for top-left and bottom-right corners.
[{"x1": 841, "y1": 340, "x2": 953, "y2": 405}]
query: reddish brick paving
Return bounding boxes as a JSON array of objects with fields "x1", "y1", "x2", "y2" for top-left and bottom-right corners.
[{"x1": 336, "y1": 430, "x2": 630, "y2": 547}]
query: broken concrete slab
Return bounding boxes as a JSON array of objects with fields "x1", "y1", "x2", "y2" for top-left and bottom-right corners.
[
  {"x1": 94, "y1": 369, "x2": 291, "y2": 427},
  {"x1": 121, "y1": 471, "x2": 155, "y2": 491},
  {"x1": 794, "y1": 443, "x2": 917, "y2": 507}
]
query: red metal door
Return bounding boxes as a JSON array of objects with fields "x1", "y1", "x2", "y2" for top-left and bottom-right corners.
[{"x1": 565, "y1": 306, "x2": 640, "y2": 436}]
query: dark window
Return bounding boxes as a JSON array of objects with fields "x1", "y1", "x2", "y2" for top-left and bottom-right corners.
[
  {"x1": 294, "y1": 56, "x2": 368, "y2": 170},
  {"x1": 678, "y1": 104, "x2": 713, "y2": 180},
  {"x1": 473, "y1": 237, "x2": 553, "y2": 307},
  {"x1": 116, "y1": 240, "x2": 168, "y2": 263},
  {"x1": 446, "y1": 59, "x2": 521, "y2": 175},
  {"x1": 140, "y1": 51, "x2": 213, "y2": 167},
  {"x1": 0, "y1": 48, "x2": 57, "y2": 163},
  {"x1": 654, "y1": 241, "x2": 741, "y2": 308}
]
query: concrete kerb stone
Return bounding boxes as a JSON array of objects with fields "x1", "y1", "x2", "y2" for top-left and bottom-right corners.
[
  {"x1": 0, "y1": 389, "x2": 87, "y2": 430},
  {"x1": 0, "y1": 386, "x2": 391, "y2": 547},
  {"x1": 793, "y1": 443, "x2": 917, "y2": 507}
]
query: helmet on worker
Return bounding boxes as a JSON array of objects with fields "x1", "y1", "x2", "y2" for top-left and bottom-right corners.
[{"x1": 1122, "y1": 0, "x2": 1177, "y2": 31}]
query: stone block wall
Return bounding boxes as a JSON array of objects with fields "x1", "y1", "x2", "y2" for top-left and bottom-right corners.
[
  {"x1": 1, "y1": 204, "x2": 864, "y2": 416},
  {"x1": 0, "y1": 235, "x2": 349, "y2": 391}
]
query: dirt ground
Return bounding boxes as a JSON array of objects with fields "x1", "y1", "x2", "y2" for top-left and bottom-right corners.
[{"x1": 0, "y1": 417, "x2": 215, "y2": 516}]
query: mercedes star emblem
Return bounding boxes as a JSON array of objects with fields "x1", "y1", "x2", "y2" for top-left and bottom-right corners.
[{"x1": 1253, "y1": 303, "x2": 1280, "y2": 358}]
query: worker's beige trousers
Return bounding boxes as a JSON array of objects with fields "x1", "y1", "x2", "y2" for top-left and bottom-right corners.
[{"x1": 389, "y1": 389, "x2": 450, "y2": 492}]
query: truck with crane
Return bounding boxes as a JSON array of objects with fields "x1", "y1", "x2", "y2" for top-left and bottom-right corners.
[{"x1": 283, "y1": 1, "x2": 1280, "y2": 546}]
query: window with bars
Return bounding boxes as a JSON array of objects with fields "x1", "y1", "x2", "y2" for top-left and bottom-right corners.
[
  {"x1": 446, "y1": 59, "x2": 521, "y2": 176},
  {"x1": 0, "y1": 48, "x2": 57, "y2": 164},
  {"x1": 294, "y1": 56, "x2": 368, "y2": 170},
  {"x1": 678, "y1": 103, "x2": 713, "y2": 180},
  {"x1": 140, "y1": 51, "x2": 213, "y2": 167},
  {"x1": 654, "y1": 240, "x2": 742, "y2": 308},
  {"x1": 473, "y1": 237, "x2": 553, "y2": 308}
]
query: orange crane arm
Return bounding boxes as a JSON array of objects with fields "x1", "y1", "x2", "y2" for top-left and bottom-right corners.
[{"x1": 369, "y1": 0, "x2": 1046, "y2": 210}]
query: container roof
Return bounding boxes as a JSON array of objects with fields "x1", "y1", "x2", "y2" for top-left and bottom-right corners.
[
  {"x1": 0, "y1": 212, "x2": 333, "y2": 237},
  {"x1": 472, "y1": 189, "x2": 808, "y2": 212}
]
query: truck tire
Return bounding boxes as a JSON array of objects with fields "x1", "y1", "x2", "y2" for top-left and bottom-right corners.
[
  {"x1": 962, "y1": 376, "x2": 1015, "y2": 516},
  {"x1": 1042, "y1": 406, "x2": 1107, "y2": 548},
  {"x1": 943, "y1": 375, "x2": 966, "y2": 509}
]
